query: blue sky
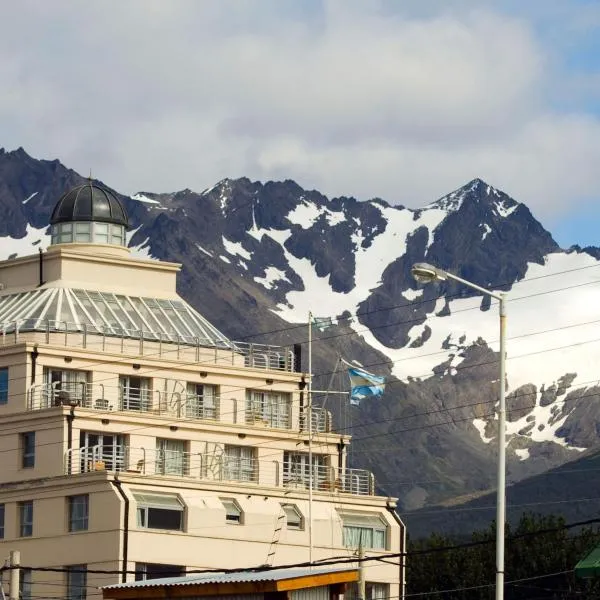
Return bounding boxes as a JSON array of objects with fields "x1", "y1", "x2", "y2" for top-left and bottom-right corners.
[{"x1": 0, "y1": 0, "x2": 598, "y2": 247}]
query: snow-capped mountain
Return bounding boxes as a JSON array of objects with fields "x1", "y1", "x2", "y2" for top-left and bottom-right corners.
[{"x1": 2, "y1": 146, "x2": 600, "y2": 531}]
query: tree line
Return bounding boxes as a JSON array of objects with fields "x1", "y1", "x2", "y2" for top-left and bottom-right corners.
[{"x1": 407, "y1": 513, "x2": 600, "y2": 599}]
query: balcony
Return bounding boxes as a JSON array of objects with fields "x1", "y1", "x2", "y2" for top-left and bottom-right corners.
[
  {"x1": 27, "y1": 383, "x2": 333, "y2": 433},
  {"x1": 65, "y1": 445, "x2": 375, "y2": 496},
  {"x1": 1, "y1": 318, "x2": 296, "y2": 372}
]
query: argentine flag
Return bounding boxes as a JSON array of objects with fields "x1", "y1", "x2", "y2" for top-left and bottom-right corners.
[{"x1": 347, "y1": 367, "x2": 386, "y2": 405}]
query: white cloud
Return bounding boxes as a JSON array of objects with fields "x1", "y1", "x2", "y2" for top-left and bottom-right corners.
[{"x1": 0, "y1": 0, "x2": 599, "y2": 222}]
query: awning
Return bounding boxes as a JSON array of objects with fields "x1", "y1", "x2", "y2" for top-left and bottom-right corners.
[{"x1": 575, "y1": 542, "x2": 600, "y2": 579}]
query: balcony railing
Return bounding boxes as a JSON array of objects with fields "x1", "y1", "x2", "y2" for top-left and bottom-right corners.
[
  {"x1": 27, "y1": 383, "x2": 333, "y2": 433},
  {"x1": 1, "y1": 319, "x2": 296, "y2": 372},
  {"x1": 65, "y1": 445, "x2": 374, "y2": 495}
]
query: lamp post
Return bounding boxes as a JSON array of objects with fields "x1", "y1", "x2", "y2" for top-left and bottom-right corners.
[{"x1": 411, "y1": 263, "x2": 507, "y2": 600}]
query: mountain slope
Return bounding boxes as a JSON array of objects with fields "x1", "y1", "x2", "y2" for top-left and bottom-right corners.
[{"x1": 2, "y1": 147, "x2": 600, "y2": 532}]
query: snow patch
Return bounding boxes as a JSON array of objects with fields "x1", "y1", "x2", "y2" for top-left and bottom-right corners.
[
  {"x1": 222, "y1": 236, "x2": 252, "y2": 261},
  {"x1": 481, "y1": 223, "x2": 492, "y2": 241},
  {"x1": 495, "y1": 199, "x2": 518, "y2": 218},
  {"x1": 219, "y1": 255, "x2": 231, "y2": 264},
  {"x1": 22, "y1": 192, "x2": 38, "y2": 204},
  {"x1": 195, "y1": 244, "x2": 213, "y2": 257},
  {"x1": 254, "y1": 266, "x2": 290, "y2": 290},
  {"x1": 515, "y1": 448, "x2": 530, "y2": 461},
  {"x1": 131, "y1": 193, "x2": 161, "y2": 206},
  {"x1": 402, "y1": 288, "x2": 423, "y2": 301},
  {"x1": 473, "y1": 418, "x2": 494, "y2": 444},
  {"x1": 0, "y1": 224, "x2": 49, "y2": 260}
]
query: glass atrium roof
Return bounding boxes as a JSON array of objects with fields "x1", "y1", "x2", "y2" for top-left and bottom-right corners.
[{"x1": 0, "y1": 288, "x2": 231, "y2": 348}]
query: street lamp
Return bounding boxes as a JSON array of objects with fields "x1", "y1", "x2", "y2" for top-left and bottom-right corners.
[{"x1": 411, "y1": 262, "x2": 507, "y2": 600}]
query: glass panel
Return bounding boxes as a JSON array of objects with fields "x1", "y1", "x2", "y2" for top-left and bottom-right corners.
[
  {"x1": 66, "y1": 565, "x2": 87, "y2": 600},
  {"x1": 69, "y1": 495, "x2": 89, "y2": 531},
  {"x1": 0, "y1": 368, "x2": 7, "y2": 404}
]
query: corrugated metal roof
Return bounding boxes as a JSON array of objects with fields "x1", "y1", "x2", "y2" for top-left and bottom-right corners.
[{"x1": 103, "y1": 566, "x2": 356, "y2": 590}]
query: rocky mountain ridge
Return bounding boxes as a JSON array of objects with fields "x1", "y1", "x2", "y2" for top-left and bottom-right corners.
[{"x1": 2, "y1": 146, "x2": 600, "y2": 534}]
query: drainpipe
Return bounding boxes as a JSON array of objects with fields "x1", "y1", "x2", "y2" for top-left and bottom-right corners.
[
  {"x1": 111, "y1": 476, "x2": 129, "y2": 583},
  {"x1": 386, "y1": 500, "x2": 407, "y2": 600},
  {"x1": 38, "y1": 248, "x2": 44, "y2": 287},
  {"x1": 30, "y1": 346, "x2": 39, "y2": 385},
  {"x1": 66, "y1": 403, "x2": 76, "y2": 474}
]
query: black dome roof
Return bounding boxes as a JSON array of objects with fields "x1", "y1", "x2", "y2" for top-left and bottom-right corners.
[{"x1": 51, "y1": 182, "x2": 129, "y2": 228}]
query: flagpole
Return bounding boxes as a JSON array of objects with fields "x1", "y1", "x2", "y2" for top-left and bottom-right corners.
[{"x1": 307, "y1": 310, "x2": 313, "y2": 566}]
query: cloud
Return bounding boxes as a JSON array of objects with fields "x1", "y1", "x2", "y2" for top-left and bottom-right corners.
[{"x1": 0, "y1": 0, "x2": 599, "y2": 223}]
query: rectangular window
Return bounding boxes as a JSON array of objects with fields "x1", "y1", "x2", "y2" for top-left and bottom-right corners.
[
  {"x1": 19, "y1": 501, "x2": 33, "y2": 537},
  {"x1": 79, "y1": 431, "x2": 126, "y2": 472},
  {"x1": 221, "y1": 499, "x2": 242, "y2": 524},
  {"x1": 185, "y1": 383, "x2": 218, "y2": 420},
  {"x1": 20, "y1": 568, "x2": 32, "y2": 600},
  {"x1": 282, "y1": 504, "x2": 303, "y2": 530},
  {"x1": 66, "y1": 565, "x2": 87, "y2": 600},
  {"x1": 283, "y1": 451, "x2": 327, "y2": 490},
  {"x1": 156, "y1": 439, "x2": 188, "y2": 476},
  {"x1": 246, "y1": 390, "x2": 291, "y2": 428},
  {"x1": 0, "y1": 367, "x2": 8, "y2": 404},
  {"x1": 44, "y1": 368, "x2": 89, "y2": 407},
  {"x1": 134, "y1": 563, "x2": 185, "y2": 581},
  {"x1": 223, "y1": 446, "x2": 256, "y2": 482},
  {"x1": 21, "y1": 432, "x2": 35, "y2": 468},
  {"x1": 68, "y1": 495, "x2": 89, "y2": 532},
  {"x1": 135, "y1": 493, "x2": 184, "y2": 531},
  {"x1": 119, "y1": 376, "x2": 151, "y2": 411},
  {"x1": 341, "y1": 514, "x2": 387, "y2": 550},
  {"x1": 0, "y1": 503, "x2": 4, "y2": 539},
  {"x1": 346, "y1": 583, "x2": 389, "y2": 600}
]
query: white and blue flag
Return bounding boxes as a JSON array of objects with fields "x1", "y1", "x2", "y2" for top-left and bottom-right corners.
[{"x1": 347, "y1": 367, "x2": 385, "y2": 405}]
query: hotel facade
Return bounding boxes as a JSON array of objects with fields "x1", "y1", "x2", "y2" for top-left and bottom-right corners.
[{"x1": 0, "y1": 183, "x2": 404, "y2": 600}]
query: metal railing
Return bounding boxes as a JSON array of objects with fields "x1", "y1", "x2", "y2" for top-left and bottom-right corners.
[
  {"x1": 28, "y1": 382, "x2": 223, "y2": 421},
  {"x1": 28, "y1": 383, "x2": 333, "y2": 433},
  {"x1": 64, "y1": 445, "x2": 374, "y2": 495},
  {"x1": 1, "y1": 319, "x2": 296, "y2": 372}
]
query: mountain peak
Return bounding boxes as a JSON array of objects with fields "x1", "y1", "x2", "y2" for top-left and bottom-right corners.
[{"x1": 427, "y1": 178, "x2": 520, "y2": 218}]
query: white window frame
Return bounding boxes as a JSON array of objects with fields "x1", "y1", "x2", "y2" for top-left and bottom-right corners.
[
  {"x1": 341, "y1": 513, "x2": 388, "y2": 550},
  {"x1": 282, "y1": 504, "x2": 304, "y2": 530},
  {"x1": 221, "y1": 498, "x2": 243, "y2": 524},
  {"x1": 134, "y1": 493, "x2": 184, "y2": 531}
]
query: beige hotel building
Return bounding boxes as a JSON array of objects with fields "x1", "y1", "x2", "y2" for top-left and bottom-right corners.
[{"x1": 0, "y1": 183, "x2": 404, "y2": 600}]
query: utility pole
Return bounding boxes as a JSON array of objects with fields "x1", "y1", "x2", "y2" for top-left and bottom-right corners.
[
  {"x1": 358, "y1": 544, "x2": 365, "y2": 600},
  {"x1": 8, "y1": 551, "x2": 20, "y2": 600}
]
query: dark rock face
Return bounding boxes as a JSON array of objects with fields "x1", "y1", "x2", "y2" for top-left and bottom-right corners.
[{"x1": 1, "y1": 147, "x2": 595, "y2": 536}]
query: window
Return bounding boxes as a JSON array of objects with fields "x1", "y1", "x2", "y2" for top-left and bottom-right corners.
[
  {"x1": 156, "y1": 439, "x2": 188, "y2": 476},
  {"x1": 223, "y1": 445, "x2": 256, "y2": 482},
  {"x1": 282, "y1": 504, "x2": 303, "y2": 530},
  {"x1": 341, "y1": 514, "x2": 387, "y2": 550},
  {"x1": 0, "y1": 367, "x2": 8, "y2": 404},
  {"x1": 186, "y1": 383, "x2": 218, "y2": 420},
  {"x1": 20, "y1": 568, "x2": 32, "y2": 600},
  {"x1": 44, "y1": 368, "x2": 89, "y2": 407},
  {"x1": 0, "y1": 503, "x2": 4, "y2": 539},
  {"x1": 246, "y1": 390, "x2": 291, "y2": 428},
  {"x1": 345, "y1": 583, "x2": 389, "y2": 600},
  {"x1": 74, "y1": 223, "x2": 91, "y2": 243},
  {"x1": 283, "y1": 451, "x2": 327, "y2": 489},
  {"x1": 66, "y1": 565, "x2": 87, "y2": 600},
  {"x1": 21, "y1": 432, "x2": 35, "y2": 468},
  {"x1": 135, "y1": 563, "x2": 185, "y2": 581},
  {"x1": 135, "y1": 493, "x2": 184, "y2": 531},
  {"x1": 79, "y1": 431, "x2": 125, "y2": 472},
  {"x1": 68, "y1": 495, "x2": 89, "y2": 532},
  {"x1": 221, "y1": 498, "x2": 242, "y2": 524},
  {"x1": 19, "y1": 501, "x2": 33, "y2": 537},
  {"x1": 119, "y1": 376, "x2": 151, "y2": 411}
]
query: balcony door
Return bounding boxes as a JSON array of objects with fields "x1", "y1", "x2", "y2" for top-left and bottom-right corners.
[
  {"x1": 44, "y1": 368, "x2": 89, "y2": 407},
  {"x1": 119, "y1": 376, "x2": 150, "y2": 411},
  {"x1": 79, "y1": 431, "x2": 125, "y2": 472},
  {"x1": 156, "y1": 439, "x2": 187, "y2": 476}
]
